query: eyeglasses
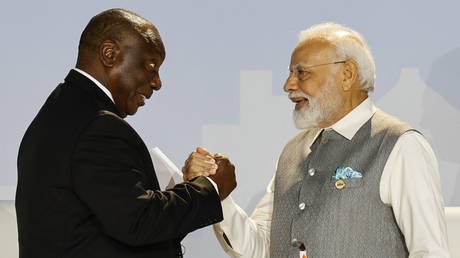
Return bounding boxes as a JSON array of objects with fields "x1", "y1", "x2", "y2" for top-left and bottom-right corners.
[{"x1": 288, "y1": 61, "x2": 346, "y2": 81}]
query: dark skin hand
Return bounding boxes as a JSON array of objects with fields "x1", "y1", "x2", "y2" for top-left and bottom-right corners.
[
  {"x1": 211, "y1": 153, "x2": 236, "y2": 246},
  {"x1": 209, "y1": 154, "x2": 237, "y2": 201},
  {"x1": 183, "y1": 148, "x2": 237, "y2": 201}
]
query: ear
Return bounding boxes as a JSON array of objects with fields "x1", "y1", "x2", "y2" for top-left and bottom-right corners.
[
  {"x1": 341, "y1": 60, "x2": 359, "y2": 91},
  {"x1": 99, "y1": 41, "x2": 120, "y2": 67}
]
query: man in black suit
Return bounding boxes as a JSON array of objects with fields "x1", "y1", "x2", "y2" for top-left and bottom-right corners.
[{"x1": 16, "y1": 8, "x2": 236, "y2": 258}]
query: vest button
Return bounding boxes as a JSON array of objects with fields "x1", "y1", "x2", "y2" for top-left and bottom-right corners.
[
  {"x1": 308, "y1": 168, "x2": 315, "y2": 176},
  {"x1": 291, "y1": 238, "x2": 299, "y2": 247},
  {"x1": 299, "y1": 202, "x2": 306, "y2": 210}
]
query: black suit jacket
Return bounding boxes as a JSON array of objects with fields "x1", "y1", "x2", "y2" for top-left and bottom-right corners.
[{"x1": 16, "y1": 70, "x2": 223, "y2": 258}]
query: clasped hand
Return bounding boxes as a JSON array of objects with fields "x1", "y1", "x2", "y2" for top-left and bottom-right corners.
[{"x1": 182, "y1": 147, "x2": 236, "y2": 200}]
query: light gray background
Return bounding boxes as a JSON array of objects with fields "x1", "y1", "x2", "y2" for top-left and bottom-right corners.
[{"x1": 1, "y1": 0, "x2": 460, "y2": 257}]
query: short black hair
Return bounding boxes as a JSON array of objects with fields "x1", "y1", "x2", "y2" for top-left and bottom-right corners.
[{"x1": 78, "y1": 8, "x2": 165, "y2": 59}]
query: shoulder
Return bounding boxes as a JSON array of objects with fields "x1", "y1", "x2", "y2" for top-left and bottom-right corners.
[
  {"x1": 372, "y1": 109, "x2": 417, "y2": 136},
  {"x1": 395, "y1": 131, "x2": 436, "y2": 160},
  {"x1": 386, "y1": 130, "x2": 439, "y2": 181},
  {"x1": 79, "y1": 111, "x2": 138, "y2": 142}
]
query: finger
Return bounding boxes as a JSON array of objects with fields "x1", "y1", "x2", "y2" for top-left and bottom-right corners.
[
  {"x1": 190, "y1": 152, "x2": 216, "y2": 164},
  {"x1": 215, "y1": 158, "x2": 230, "y2": 166},
  {"x1": 183, "y1": 157, "x2": 211, "y2": 177},
  {"x1": 189, "y1": 158, "x2": 216, "y2": 169},
  {"x1": 185, "y1": 159, "x2": 216, "y2": 176},
  {"x1": 192, "y1": 150, "x2": 214, "y2": 159},
  {"x1": 187, "y1": 150, "x2": 197, "y2": 158},
  {"x1": 190, "y1": 163, "x2": 217, "y2": 175},
  {"x1": 183, "y1": 151, "x2": 196, "y2": 167},
  {"x1": 214, "y1": 155, "x2": 229, "y2": 162},
  {"x1": 196, "y1": 146, "x2": 212, "y2": 155}
]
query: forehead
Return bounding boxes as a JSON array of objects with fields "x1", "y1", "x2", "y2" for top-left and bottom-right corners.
[
  {"x1": 122, "y1": 33, "x2": 164, "y2": 63},
  {"x1": 290, "y1": 39, "x2": 337, "y2": 66}
]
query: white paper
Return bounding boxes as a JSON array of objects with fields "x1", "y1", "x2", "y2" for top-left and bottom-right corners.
[{"x1": 149, "y1": 147, "x2": 184, "y2": 190}]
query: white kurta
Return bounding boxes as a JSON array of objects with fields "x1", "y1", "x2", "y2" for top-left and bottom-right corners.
[{"x1": 213, "y1": 98, "x2": 451, "y2": 258}]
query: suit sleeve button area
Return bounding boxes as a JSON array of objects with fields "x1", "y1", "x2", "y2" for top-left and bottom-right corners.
[{"x1": 298, "y1": 202, "x2": 305, "y2": 210}]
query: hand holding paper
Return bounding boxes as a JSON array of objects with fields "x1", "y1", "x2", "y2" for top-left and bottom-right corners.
[{"x1": 149, "y1": 147, "x2": 184, "y2": 190}]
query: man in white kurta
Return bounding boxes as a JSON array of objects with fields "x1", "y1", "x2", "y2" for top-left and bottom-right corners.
[{"x1": 212, "y1": 23, "x2": 450, "y2": 257}]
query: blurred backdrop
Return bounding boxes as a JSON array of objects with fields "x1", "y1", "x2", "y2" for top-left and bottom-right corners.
[{"x1": 1, "y1": 1, "x2": 460, "y2": 257}]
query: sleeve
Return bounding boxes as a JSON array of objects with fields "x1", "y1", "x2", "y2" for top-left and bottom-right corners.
[
  {"x1": 213, "y1": 176, "x2": 274, "y2": 258},
  {"x1": 71, "y1": 115, "x2": 223, "y2": 246},
  {"x1": 381, "y1": 131, "x2": 451, "y2": 258}
]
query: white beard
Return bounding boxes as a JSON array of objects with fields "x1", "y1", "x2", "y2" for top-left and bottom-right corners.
[{"x1": 292, "y1": 76, "x2": 344, "y2": 130}]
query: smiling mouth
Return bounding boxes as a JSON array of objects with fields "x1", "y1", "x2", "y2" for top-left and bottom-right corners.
[
  {"x1": 290, "y1": 97, "x2": 309, "y2": 110},
  {"x1": 136, "y1": 93, "x2": 148, "y2": 106}
]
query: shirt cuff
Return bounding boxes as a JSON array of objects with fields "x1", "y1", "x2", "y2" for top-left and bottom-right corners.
[
  {"x1": 204, "y1": 176, "x2": 219, "y2": 195},
  {"x1": 213, "y1": 196, "x2": 244, "y2": 257}
]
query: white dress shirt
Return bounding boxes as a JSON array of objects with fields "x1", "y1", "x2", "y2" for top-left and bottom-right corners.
[
  {"x1": 73, "y1": 68, "x2": 115, "y2": 103},
  {"x1": 213, "y1": 98, "x2": 451, "y2": 258}
]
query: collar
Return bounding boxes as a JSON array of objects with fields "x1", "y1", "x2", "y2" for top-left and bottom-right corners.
[
  {"x1": 322, "y1": 97, "x2": 376, "y2": 140},
  {"x1": 73, "y1": 68, "x2": 115, "y2": 104}
]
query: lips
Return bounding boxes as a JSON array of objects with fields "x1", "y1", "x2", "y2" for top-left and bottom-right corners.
[
  {"x1": 136, "y1": 93, "x2": 147, "y2": 106},
  {"x1": 290, "y1": 97, "x2": 309, "y2": 110}
]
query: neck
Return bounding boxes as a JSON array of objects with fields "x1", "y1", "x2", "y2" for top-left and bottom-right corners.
[
  {"x1": 76, "y1": 61, "x2": 110, "y2": 90},
  {"x1": 319, "y1": 90, "x2": 368, "y2": 128}
]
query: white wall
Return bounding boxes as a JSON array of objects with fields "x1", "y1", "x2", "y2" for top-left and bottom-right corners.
[{"x1": 2, "y1": 1, "x2": 460, "y2": 257}]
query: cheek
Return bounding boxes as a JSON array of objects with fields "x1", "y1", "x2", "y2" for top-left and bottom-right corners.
[
  {"x1": 298, "y1": 81, "x2": 321, "y2": 97},
  {"x1": 125, "y1": 93, "x2": 141, "y2": 116},
  {"x1": 114, "y1": 78, "x2": 138, "y2": 113}
]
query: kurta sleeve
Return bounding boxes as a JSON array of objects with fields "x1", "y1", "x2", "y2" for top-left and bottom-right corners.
[
  {"x1": 381, "y1": 131, "x2": 451, "y2": 257},
  {"x1": 213, "y1": 176, "x2": 275, "y2": 257}
]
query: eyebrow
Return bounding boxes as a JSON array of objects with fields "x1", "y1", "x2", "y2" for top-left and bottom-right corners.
[{"x1": 290, "y1": 63, "x2": 310, "y2": 70}]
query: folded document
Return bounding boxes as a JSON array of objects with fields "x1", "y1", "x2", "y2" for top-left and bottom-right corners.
[{"x1": 149, "y1": 147, "x2": 184, "y2": 190}]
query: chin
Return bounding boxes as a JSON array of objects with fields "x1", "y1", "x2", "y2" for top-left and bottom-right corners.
[
  {"x1": 293, "y1": 107, "x2": 321, "y2": 130},
  {"x1": 294, "y1": 121, "x2": 318, "y2": 130},
  {"x1": 127, "y1": 111, "x2": 138, "y2": 117},
  {"x1": 126, "y1": 106, "x2": 140, "y2": 117}
]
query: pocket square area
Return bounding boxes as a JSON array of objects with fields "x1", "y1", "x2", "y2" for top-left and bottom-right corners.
[{"x1": 332, "y1": 167, "x2": 363, "y2": 180}]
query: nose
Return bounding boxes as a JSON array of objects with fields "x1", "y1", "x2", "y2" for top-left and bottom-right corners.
[
  {"x1": 151, "y1": 75, "x2": 162, "y2": 91},
  {"x1": 284, "y1": 75, "x2": 298, "y2": 93}
]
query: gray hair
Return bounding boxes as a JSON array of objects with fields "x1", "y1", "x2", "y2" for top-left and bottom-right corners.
[{"x1": 299, "y1": 23, "x2": 375, "y2": 92}]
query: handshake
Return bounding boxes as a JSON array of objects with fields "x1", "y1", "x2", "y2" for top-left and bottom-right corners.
[{"x1": 182, "y1": 147, "x2": 237, "y2": 201}]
